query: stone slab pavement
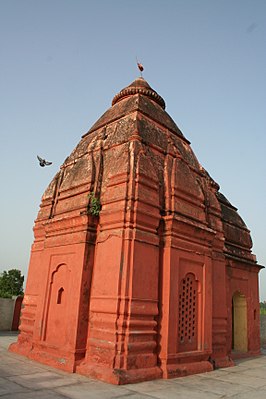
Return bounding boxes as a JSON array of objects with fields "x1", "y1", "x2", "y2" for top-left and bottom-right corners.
[{"x1": 1, "y1": 332, "x2": 266, "y2": 398}]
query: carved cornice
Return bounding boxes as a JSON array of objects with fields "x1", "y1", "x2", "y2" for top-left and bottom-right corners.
[{"x1": 112, "y1": 77, "x2": 166, "y2": 109}]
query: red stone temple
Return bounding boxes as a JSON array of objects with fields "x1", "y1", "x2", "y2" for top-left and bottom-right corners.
[{"x1": 10, "y1": 77, "x2": 262, "y2": 384}]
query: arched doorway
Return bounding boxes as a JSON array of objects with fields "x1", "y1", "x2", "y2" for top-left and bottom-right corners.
[{"x1": 232, "y1": 292, "x2": 248, "y2": 352}]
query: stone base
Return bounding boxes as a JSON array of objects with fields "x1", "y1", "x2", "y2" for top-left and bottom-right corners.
[
  {"x1": 9, "y1": 339, "x2": 80, "y2": 373},
  {"x1": 161, "y1": 360, "x2": 213, "y2": 379},
  {"x1": 9, "y1": 337, "x2": 32, "y2": 358},
  {"x1": 213, "y1": 356, "x2": 235, "y2": 369},
  {"x1": 231, "y1": 349, "x2": 261, "y2": 360},
  {"x1": 76, "y1": 362, "x2": 162, "y2": 385}
]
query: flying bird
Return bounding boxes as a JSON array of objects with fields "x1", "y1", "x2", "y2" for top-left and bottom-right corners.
[{"x1": 37, "y1": 155, "x2": 52, "y2": 167}]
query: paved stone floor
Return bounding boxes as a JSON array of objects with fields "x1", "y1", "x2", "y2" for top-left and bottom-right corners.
[{"x1": 1, "y1": 332, "x2": 266, "y2": 398}]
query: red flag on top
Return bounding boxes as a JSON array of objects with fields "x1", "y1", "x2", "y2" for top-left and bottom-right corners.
[{"x1": 137, "y1": 62, "x2": 144, "y2": 72}]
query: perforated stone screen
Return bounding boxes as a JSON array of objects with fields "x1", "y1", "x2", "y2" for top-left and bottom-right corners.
[{"x1": 178, "y1": 273, "x2": 198, "y2": 351}]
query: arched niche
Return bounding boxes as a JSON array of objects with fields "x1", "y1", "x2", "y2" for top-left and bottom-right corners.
[{"x1": 44, "y1": 263, "x2": 70, "y2": 346}]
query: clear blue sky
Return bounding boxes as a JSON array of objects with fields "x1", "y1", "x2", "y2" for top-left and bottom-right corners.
[{"x1": 1, "y1": 0, "x2": 265, "y2": 298}]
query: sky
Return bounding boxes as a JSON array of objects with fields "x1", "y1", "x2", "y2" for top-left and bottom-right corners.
[{"x1": 0, "y1": 0, "x2": 265, "y2": 299}]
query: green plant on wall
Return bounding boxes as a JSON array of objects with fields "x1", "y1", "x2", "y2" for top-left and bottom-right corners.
[{"x1": 88, "y1": 192, "x2": 101, "y2": 216}]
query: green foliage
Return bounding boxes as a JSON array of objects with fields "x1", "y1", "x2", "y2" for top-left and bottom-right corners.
[
  {"x1": 88, "y1": 192, "x2": 101, "y2": 216},
  {"x1": 260, "y1": 302, "x2": 266, "y2": 315},
  {"x1": 0, "y1": 269, "x2": 24, "y2": 298}
]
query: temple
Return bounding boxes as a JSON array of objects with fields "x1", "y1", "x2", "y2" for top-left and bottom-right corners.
[{"x1": 10, "y1": 76, "x2": 262, "y2": 384}]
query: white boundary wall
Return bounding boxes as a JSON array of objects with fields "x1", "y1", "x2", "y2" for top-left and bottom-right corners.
[{"x1": 0, "y1": 298, "x2": 16, "y2": 331}]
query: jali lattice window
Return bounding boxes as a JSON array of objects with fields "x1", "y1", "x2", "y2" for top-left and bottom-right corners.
[{"x1": 178, "y1": 273, "x2": 198, "y2": 351}]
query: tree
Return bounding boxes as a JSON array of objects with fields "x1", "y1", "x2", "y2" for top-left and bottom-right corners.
[
  {"x1": 0, "y1": 269, "x2": 24, "y2": 298},
  {"x1": 260, "y1": 302, "x2": 266, "y2": 315}
]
